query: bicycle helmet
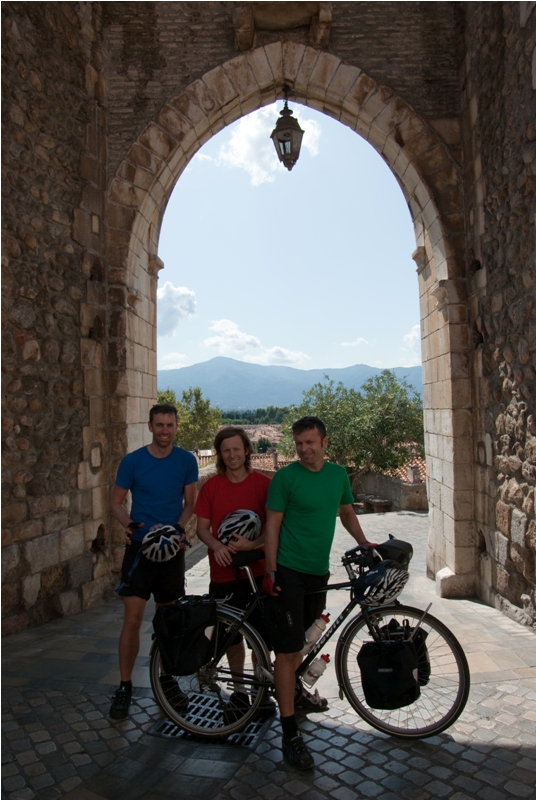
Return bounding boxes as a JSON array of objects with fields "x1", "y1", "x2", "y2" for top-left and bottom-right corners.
[
  {"x1": 352, "y1": 560, "x2": 409, "y2": 606},
  {"x1": 141, "y1": 525, "x2": 183, "y2": 562},
  {"x1": 217, "y1": 510, "x2": 262, "y2": 545}
]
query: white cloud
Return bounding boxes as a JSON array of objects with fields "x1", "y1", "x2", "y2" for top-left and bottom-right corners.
[
  {"x1": 158, "y1": 352, "x2": 189, "y2": 370},
  {"x1": 203, "y1": 319, "x2": 262, "y2": 353},
  {"x1": 243, "y1": 347, "x2": 311, "y2": 366},
  {"x1": 212, "y1": 104, "x2": 321, "y2": 186},
  {"x1": 399, "y1": 324, "x2": 422, "y2": 367},
  {"x1": 157, "y1": 281, "x2": 196, "y2": 336},
  {"x1": 341, "y1": 337, "x2": 369, "y2": 347},
  {"x1": 203, "y1": 319, "x2": 310, "y2": 366}
]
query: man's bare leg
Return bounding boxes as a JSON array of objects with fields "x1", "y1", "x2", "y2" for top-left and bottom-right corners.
[
  {"x1": 118, "y1": 596, "x2": 146, "y2": 681},
  {"x1": 274, "y1": 650, "x2": 314, "y2": 769},
  {"x1": 274, "y1": 651, "x2": 301, "y2": 716},
  {"x1": 110, "y1": 596, "x2": 146, "y2": 719},
  {"x1": 226, "y1": 641, "x2": 246, "y2": 692}
]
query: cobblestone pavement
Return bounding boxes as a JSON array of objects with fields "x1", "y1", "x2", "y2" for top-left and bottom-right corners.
[{"x1": 3, "y1": 512, "x2": 536, "y2": 800}]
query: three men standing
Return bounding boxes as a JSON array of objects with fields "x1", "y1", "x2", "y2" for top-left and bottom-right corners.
[
  {"x1": 109, "y1": 403, "x2": 198, "y2": 719},
  {"x1": 109, "y1": 407, "x2": 370, "y2": 774}
]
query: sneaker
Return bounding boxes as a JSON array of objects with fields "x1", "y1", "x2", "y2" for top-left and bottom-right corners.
[
  {"x1": 282, "y1": 733, "x2": 314, "y2": 770},
  {"x1": 159, "y1": 675, "x2": 189, "y2": 710},
  {"x1": 109, "y1": 687, "x2": 131, "y2": 720},
  {"x1": 223, "y1": 691, "x2": 250, "y2": 724},
  {"x1": 295, "y1": 685, "x2": 329, "y2": 713}
]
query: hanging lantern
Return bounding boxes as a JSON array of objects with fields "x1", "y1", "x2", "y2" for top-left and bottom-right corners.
[{"x1": 270, "y1": 86, "x2": 304, "y2": 171}]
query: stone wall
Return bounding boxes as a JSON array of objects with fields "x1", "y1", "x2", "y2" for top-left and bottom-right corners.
[
  {"x1": 2, "y1": 2, "x2": 535, "y2": 633},
  {"x1": 462, "y1": 3, "x2": 536, "y2": 624},
  {"x1": 101, "y1": 2, "x2": 462, "y2": 180},
  {"x1": 352, "y1": 474, "x2": 429, "y2": 513},
  {"x1": 1, "y1": 3, "x2": 111, "y2": 633}
]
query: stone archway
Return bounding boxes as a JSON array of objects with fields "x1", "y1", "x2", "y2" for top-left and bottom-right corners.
[{"x1": 103, "y1": 43, "x2": 473, "y2": 597}]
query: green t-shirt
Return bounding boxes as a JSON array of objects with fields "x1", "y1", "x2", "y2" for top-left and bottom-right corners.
[{"x1": 267, "y1": 460, "x2": 354, "y2": 575}]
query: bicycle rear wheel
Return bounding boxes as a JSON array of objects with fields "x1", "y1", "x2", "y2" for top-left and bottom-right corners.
[
  {"x1": 336, "y1": 604, "x2": 470, "y2": 739},
  {"x1": 150, "y1": 606, "x2": 272, "y2": 740}
]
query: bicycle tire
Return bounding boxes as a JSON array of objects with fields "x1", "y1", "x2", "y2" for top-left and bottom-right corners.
[
  {"x1": 150, "y1": 606, "x2": 272, "y2": 740},
  {"x1": 336, "y1": 604, "x2": 470, "y2": 739}
]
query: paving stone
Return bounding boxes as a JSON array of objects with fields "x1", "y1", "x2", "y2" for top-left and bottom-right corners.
[
  {"x1": 3, "y1": 776, "x2": 26, "y2": 792},
  {"x1": 331, "y1": 788, "x2": 358, "y2": 800},
  {"x1": 476, "y1": 789, "x2": 507, "y2": 800},
  {"x1": 258, "y1": 785, "x2": 285, "y2": 799},
  {"x1": 2, "y1": 517, "x2": 536, "y2": 800},
  {"x1": 502, "y1": 780, "x2": 535, "y2": 798}
]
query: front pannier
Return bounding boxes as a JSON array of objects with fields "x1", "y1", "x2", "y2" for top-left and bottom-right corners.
[
  {"x1": 152, "y1": 595, "x2": 217, "y2": 676},
  {"x1": 357, "y1": 639, "x2": 421, "y2": 710}
]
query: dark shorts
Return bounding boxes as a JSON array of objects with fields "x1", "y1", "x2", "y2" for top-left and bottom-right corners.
[
  {"x1": 118, "y1": 541, "x2": 185, "y2": 604},
  {"x1": 262, "y1": 564, "x2": 329, "y2": 654},
  {"x1": 209, "y1": 576, "x2": 269, "y2": 648}
]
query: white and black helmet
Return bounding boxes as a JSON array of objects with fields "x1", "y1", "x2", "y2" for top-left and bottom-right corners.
[
  {"x1": 141, "y1": 525, "x2": 183, "y2": 562},
  {"x1": 353, "y1": 560, "x2": 409, "y2": 606},
  {"x1": 217, "y1": 509, "x2": 262, "y2": 545}
]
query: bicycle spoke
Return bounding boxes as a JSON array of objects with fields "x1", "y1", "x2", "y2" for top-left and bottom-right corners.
[
  {"x1": 150, "y1": 607, "x2": 272, "y2": 740},
  {"x1": 338, "y1": 605, "x2": 470, "y2": 738}
]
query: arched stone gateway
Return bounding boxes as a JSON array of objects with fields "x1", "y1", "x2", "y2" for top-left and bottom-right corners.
[
  {"x1": 2, "y1": 3, "x2": 534, "y2": 634},
  {"x1": 107, "y1": 45, "x2": 472, "y2": 598}
]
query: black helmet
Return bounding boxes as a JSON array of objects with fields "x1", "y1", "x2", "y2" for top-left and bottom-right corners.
[
  {"x1": 217, "y1": 510, "x2": 261, "y2": 545},
  {"x1": 141, "y1": 526, "x2": 182, "y2": 562},
  {"x1": 352, "y1": 560, "x2": 409, "y2": 606},
  {"x1": 375, "y1": 537, "x2": 413, "y2": 569}
]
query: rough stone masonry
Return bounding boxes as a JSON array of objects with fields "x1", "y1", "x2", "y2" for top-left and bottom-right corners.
[{"x1": 1, "y1": 2, "x2": 535, "y2": 634}]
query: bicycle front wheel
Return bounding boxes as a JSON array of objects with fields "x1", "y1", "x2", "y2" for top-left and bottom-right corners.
[
  {"x1": 150, "y1": 606, "x2": 272, "y2": 740},
  {"x1": 336, "y1": 604, "x2": 470, "y2": 739}
]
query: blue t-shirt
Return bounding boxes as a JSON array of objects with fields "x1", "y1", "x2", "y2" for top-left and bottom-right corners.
[{"x1": 115, "y1": 446, "x2": 199, "y2": 542}]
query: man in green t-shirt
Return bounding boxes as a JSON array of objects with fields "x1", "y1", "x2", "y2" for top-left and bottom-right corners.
[{"x1": 262, "y1": 416, "x2": 374, "y2": 770}]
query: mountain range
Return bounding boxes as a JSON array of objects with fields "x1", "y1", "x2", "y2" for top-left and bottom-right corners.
[{"x1": 158, "y1": 357, "x2": 422, "y2": 410}]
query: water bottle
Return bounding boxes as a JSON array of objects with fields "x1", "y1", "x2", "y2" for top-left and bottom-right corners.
[
  {"x1": 301, "y1": 614, "x2": 330, "y2": 655},
  {"x1": 302, "y1": 654, "x2": 330, "y2": 686}
]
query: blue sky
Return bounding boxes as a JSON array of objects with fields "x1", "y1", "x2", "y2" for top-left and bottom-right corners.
[{"x1": 157, "y1": 102, "x2": 421, "y2": 372}]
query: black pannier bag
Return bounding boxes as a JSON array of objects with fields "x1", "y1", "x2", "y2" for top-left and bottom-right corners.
[
  {"x1": 380, "y1": 617, "x2": 431, "y2": 686},
  {"x1": 152, "y1": 595, "x2": 217, "y2": 676},
  {"x1": 357, "y1": 639, "x2": 421, "y2": 710}
]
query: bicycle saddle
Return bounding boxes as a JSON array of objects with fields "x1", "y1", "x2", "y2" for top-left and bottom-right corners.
[{"x1": 229, "y1": 550, "x2": 265, "y2": 569}]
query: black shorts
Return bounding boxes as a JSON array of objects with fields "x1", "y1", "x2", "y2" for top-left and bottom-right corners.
[
  {"x1": 209, "y1": 576, "x2": 269, "y2": 648},
  {"x1": 117, "y1": 541, "x2": 185, "y2": 604},
  {"x1": 262, "y1": 564, "x2": 328, "y2": 654}
]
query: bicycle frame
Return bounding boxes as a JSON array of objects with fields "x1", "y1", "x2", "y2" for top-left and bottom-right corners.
[{"x1": 215, "y1": 564, "x2": 410, "y2": 686}]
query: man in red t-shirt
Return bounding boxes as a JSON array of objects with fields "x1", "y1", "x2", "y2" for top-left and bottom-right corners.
[{"x1": 195, "y1": 426, "x2": 273, "y2": 719}]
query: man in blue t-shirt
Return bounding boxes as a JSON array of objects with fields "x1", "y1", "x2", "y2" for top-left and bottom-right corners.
[{"x1": 109, "y1": 403, "x2": 198, "y2": 720}]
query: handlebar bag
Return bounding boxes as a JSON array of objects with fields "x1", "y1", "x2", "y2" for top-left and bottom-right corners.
[
  {"x1": 152, "y1": 595, "x2": 217, "y2": 676},
  {"x1": 357, "y1": 639, "x2": 421, "y2": 709}
]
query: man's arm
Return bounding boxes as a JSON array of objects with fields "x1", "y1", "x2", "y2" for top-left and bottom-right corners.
[
  {"x1": 110, "y1": 484, "x2": 136, "y2": 544},
  {"x1": 178, "y1": 482, "x2": 197, "y2": 528},
  {"x1": 196, "y1": 515, "x2": 233, "y2": 566},
  {"x1": 264, "y1": 508, "x2": 284, "y2": 572},
  {"x1": 227, "y1": 531, "x2": 265, "y2": 553},
  {"x1": 338, "y1": 503, "x2": 369, "y2": 545}
]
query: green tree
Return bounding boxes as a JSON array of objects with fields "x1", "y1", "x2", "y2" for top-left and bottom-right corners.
[
  {"x1": 157, "y1": 387, "x2": 220, "y2": 451},
  {"x1": 280, "y1": 371, "x2": 424, "y2": 479},
  {"x1": 256, "y1": 437, "x2": 272, "y2": 453}
]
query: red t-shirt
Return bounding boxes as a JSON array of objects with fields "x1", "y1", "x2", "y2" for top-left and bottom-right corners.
[{"x1": 194, "y1": 471, "x2": 270, "y2": 582}]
